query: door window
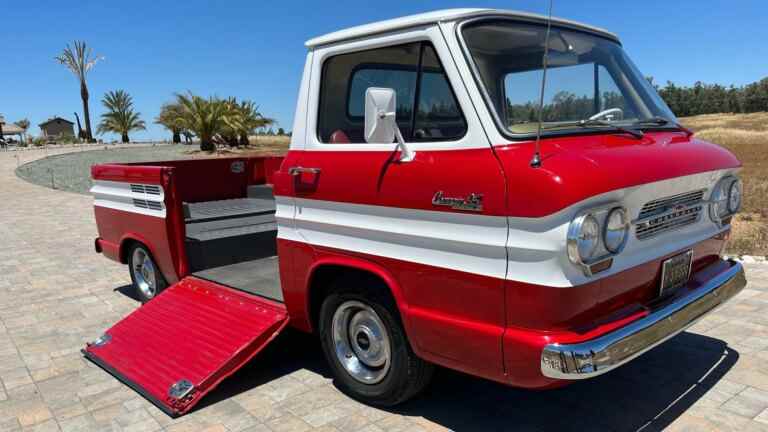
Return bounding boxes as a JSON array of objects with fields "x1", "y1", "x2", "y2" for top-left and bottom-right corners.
[
  {"x1": 413, "y1": 45, "x2": 467, "y2": 140},
  {"x1": 318, "y1": 42, "x2": 466, "y2": 143}
]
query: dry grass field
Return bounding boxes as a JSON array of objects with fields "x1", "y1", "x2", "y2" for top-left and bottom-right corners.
[
  {"x1": 680, "y1": 112, "x2": 768, "y2": 256},
  {"x1": 186, "y1": 135, "x2": 291, "y2": 157}
]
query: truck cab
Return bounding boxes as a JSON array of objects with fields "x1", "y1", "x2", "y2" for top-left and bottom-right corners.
[{"x1": 86, "y1": 9, "x2": 746, "y2": 417}]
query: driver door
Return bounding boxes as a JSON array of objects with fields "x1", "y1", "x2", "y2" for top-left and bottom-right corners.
[{"x1": 290, "y1": 36, "x2": 510, "y2": 379}]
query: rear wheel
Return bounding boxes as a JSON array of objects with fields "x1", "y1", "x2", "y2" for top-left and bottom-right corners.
[
  {"x1": 319, "y1": 283, "x2": 433, "y2": 406},
  {"x1": 127, "y1": 244, "x2": 167, "y2": 303}
]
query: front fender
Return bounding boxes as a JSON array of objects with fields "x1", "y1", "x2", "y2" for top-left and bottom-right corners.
[{"x1": 304, "y1": 252, "x2": 412, "y2": 333}]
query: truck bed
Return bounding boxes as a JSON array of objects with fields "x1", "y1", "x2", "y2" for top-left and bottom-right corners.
[
  {"x1": 183, "y1": 184, "x2": 281, "y2": 301},
  {"x1": 184, "y1": 197, "x2": 276, "y2": 224},
  {"x1": 192, "y1": 256, "x2": 282, "y2": 302}
]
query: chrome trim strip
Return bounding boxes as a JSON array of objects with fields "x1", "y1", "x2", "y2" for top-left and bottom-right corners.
[{"x1": 541, "y1": 260, "x2": 746, "y2": 379}]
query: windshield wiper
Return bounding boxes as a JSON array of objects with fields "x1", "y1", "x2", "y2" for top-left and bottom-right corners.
[
  {"x1": 543, "y1": 118, "x2": 644, "y2": 139},
  {"x1": 632, "y1": 116, "x2": 670, "y2": 126},
  {"x1": 631, "y1": 117, "x2": 694, "y2": 136}
]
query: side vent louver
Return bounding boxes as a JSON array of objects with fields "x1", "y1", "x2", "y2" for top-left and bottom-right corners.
[
  {"x1": 130, "y1": 183, "x2": 164, "y2": 212},
  {"x1": 133, "y1": 199, "x2": 163, "y2": 211},
  {"x1": 130, "y1": 184, "x2": 161, "y2": 195}
]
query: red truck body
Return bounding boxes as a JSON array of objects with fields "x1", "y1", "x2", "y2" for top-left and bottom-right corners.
[
  {"x1": 93, "y1": 156, "x2": 284, "y2": 283},
  {"x1": 84, "y1": 8, "x2": 747, "y2": 417}
]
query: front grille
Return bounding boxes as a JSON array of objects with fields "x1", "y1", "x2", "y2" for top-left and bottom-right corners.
[{"x1": 635, "y1": 190, "x2": 705, "y2": 240}]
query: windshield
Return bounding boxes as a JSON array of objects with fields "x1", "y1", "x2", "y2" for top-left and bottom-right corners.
[{"x1": 461, "y1": 20, "x2": 677, "y2": 136}]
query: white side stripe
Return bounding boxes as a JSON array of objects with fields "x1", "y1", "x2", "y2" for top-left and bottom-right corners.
[
  {"x1": 91, "y1": 180, "x2": 166, "y2": 218},
  {"x1": 276, "y1": 168, "x2": 736, "y2": 288},
  {"x1": 279, "y1": 196, "x2": 509, "y2": 280}
]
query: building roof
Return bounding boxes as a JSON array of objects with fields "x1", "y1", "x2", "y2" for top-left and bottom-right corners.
[
  {"x1": 0, "y1": 123, "x2": 24, "y2": 135},
  {"x1": 39, "y1": 117, "x2": 74, "y2": 127},
  {"x1": 305, "y1": 8, "x2": 619, "y2": 48}
]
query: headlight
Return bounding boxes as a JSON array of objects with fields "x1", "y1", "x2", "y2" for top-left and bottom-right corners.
[
  {"x1": 728, "y1": 178, "x2": 742, "y2": 213},
  {"x1": 710, "y1": 176, "x2": 741, "y2": 224},
  {"x1": 604, "y1": 208, "x2": 629, "y2": 253},
  {"x1": 567, "y1": 214, "x2": 600, "y2": 264}
]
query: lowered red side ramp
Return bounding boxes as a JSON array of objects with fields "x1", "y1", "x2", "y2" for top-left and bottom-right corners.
[{"x1": 83, "y1": 277, "x2": 288, "y2": 417}]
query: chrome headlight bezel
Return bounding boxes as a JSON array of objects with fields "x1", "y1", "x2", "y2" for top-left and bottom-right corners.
[
  {"x1": 567, "y1": 213, "x2": 600, "y2": 265},
  {"x1": 567, "y1": 203, "x2": 629, "y2": 276},
  {"x1": 728, "y1": 178, "x2": 742, "y2": 213},
  {"x1": 604, "y1": 207, "x2": 630, "y2": 253},
  {"x1": 709, "y1": 176, "x2": 741, "y2": 226}
]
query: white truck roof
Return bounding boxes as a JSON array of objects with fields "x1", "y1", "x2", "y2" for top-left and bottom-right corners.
[{"x1": 305, "y1": 8, "x2": 619, "y2": 48}]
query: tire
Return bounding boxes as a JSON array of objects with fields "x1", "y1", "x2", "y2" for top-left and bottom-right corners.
[
  {"x1": 127, "y1": 243, "x2": 167, "y2": 304},
  {"x1": 318, "y1": 280, "x2": 433, "y2": 406}
]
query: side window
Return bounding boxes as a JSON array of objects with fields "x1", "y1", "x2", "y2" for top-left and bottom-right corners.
[
  {"x1": 348, "y1": 68, "x2": 416, "y2": 121},
  {"x1": 317, "y1": 42, "x2": 466, "y2": 143},
  {"x1": 318, "y1": 43, "x2": 419, "y2": 143},
  {"x1": 413, "y1": 45, "x2": 466, "y2": 140}
]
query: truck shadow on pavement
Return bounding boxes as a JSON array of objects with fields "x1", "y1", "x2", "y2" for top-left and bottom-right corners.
[
  {"x1": 192, "y1": 327, "x2": 737, "y2": 432},
  {"x1": 113, "y1": 286, "x2": 737, "y2": 430}
]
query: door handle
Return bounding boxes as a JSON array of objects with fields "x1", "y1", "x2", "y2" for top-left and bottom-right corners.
[{"x1": 288, "y1": 166, "x2": 321, "y2": 176}]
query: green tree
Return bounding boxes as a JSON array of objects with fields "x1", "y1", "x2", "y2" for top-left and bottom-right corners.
[
  {"x1": 155, "y1": 102, "x2": 185, "y2": 143},
  {"x1": 654, "y1": 76, "x2": 768, "y2": 116},
  {"x1": 228, "y1": 99, "x2": 274, "y2": 146},
  {"x1": 97, "y1": 90, "x2": 146, "y2": 143},
  {"x1": 54, "y1": 41, "x2": 103, "y2": 142},
  {"x1": 14, "y1": 118, "x2": 30, "y2": 144},
  {"x1": 174, "y1": 92, "x2": 230, "y2": 152}
]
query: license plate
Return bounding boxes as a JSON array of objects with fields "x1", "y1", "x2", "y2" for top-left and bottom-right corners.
[{"x1": 660, "y1": 250, "x2": 693, "y2": 297}]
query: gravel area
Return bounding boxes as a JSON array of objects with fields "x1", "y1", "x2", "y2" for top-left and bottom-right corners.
[{"x1": 14, "y1": 145, "x2": 196, "y2": 195}]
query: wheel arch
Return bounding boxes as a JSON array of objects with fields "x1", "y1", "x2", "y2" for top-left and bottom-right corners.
[
  {"x1": 305, "y1": 256, "x2": 411, "y2": 334},
  {"x1": 118, "y1": 234, "x2": 157, "y2": 265}
]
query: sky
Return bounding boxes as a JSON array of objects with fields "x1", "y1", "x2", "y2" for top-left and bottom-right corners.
[{"x1": 1, "y1": 0, "x2": 766, "y2": 141}]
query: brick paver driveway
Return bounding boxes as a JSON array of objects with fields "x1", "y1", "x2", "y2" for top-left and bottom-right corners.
[{"x1": 2, "y1": 149, "x2": 768, "y2": 432}]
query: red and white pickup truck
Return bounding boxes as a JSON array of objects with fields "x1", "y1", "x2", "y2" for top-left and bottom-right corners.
[{"x1": 85, "y1": 9, "x2": 747, "y2": 417}]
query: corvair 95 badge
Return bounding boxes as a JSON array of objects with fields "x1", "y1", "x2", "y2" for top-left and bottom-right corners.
[{"x1": 431, "y1": 191, "x2": 483, "y2": 212}]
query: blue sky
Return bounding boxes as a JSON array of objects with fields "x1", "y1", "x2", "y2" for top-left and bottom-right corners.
[{"x1": 2, "y1": 0, "x2": 766, "y2": 141}]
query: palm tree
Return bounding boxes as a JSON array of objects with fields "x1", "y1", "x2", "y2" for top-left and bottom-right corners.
[
  {"x1": 220, "y1": 97, "x2": 242, "y2": 147},
  {"x1": 97, "y1": 90, "x2": 145, "y2": 143},
  {"x1": 14, "y1": 119, "x2": 30, "y2": 144},
  {"x1": 55, "y1": 41, "x2": 103, "y2": 142},
  {"x1": 155, "y1": 102, "x2": 185, "y2": 143},
  {"x1": 221, "y1": 99, "x2": 275, "y2": 147},
  {"x1": 174, "y1": 92, "x2": 230, "y2": 151},
  {"x1": 236, "y1": 100, "x2": 274, "y2": 146}
]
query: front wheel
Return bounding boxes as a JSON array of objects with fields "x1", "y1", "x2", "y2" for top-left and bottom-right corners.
[
  {"x1": 319, "y1": 289, "x2": 433, "y2": 406},
  {"x1": 127, "y1": 243, "x2": 167, "y2": 303}
]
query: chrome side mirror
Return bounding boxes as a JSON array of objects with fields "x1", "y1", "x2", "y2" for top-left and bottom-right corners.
[{"x1": 364, "y1": 87, "x2": 414, "y2": 162}]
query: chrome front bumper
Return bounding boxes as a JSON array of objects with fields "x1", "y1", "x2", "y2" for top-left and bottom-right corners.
[{"x1": 541, "y1": 260, "x2": 747, "y2": 379}]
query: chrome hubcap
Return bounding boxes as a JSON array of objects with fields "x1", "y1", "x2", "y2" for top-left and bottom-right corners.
[
  {"x1": 132, "y1": 248, "x2": 157, "y2": 299},
  {"x1": 332, "y1": 300, "x2": 391, "y2": 384}
]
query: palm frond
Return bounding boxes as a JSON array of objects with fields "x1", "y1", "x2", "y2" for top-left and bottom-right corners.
[
  {"x1": 97, "y1": 90, "x2": 145, "y2": 137},
  {"x1": 55, "y1": 40, "x2": 103, "y2": 82}
]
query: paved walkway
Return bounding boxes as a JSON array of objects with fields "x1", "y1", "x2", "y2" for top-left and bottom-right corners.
[{"x1": 2, "y1": 148, "x2": 768, "y2": 432}]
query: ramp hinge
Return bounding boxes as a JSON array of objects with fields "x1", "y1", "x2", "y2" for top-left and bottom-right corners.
[
  {"x1": 168, "y1": 379, "x2": 195, "y2": 401},
  {"x1": 89, "y1": 333, "x2": 112, "y2": 347}
]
